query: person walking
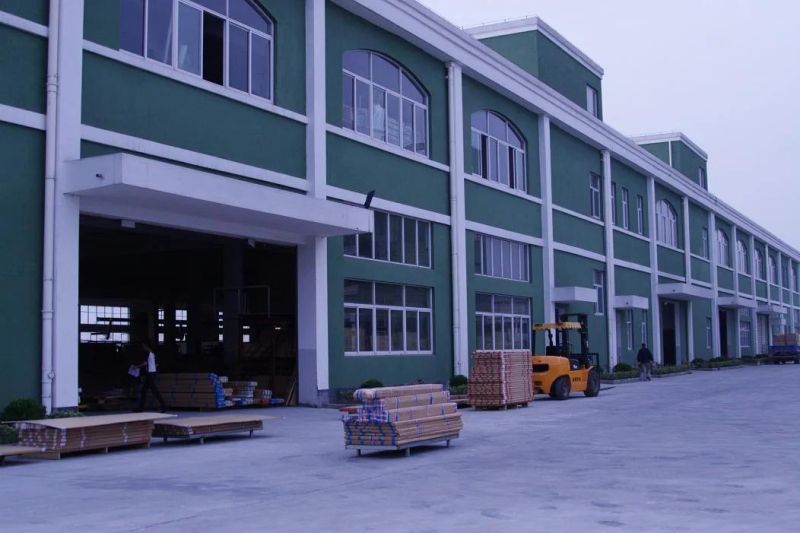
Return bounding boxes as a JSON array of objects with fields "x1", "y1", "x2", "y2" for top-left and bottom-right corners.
[
  {"x1": 135, "y1": 339, "x2": 167, "y2": 412},
  {"x1": 637, "y1": 343, "x2": 654, "y2": 381}
]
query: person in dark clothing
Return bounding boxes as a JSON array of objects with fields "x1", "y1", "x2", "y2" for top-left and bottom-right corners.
[
  {"x1": 637, "y1": 343, "x2": 654, "y2": 381},
  {"x1": 135, "y1": 339, "x2": 167, "y2": 412}
]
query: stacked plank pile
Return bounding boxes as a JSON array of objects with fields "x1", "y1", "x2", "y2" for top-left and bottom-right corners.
[
  {"x1": 468, "y1": 350, "x2": 533, "y2": 409},
  {"x1": 153, "y1": 414, "x2": 268, "y2": 442},
  {"x1": 153, "y1": 373, "x2": 228, "y2": 409},
  {"x1": 225, "y1": 381, "x2": 258, "y2": 407},
  {"x1": 15, "y1": 413, "x2": 174, "y2": 459},
  {"x1": 342, "y1": 384, "x2": 462, "y2": 448}
]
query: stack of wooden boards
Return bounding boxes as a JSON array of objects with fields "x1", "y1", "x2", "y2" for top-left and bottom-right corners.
[
  {"x1": 468, "y1": 350, "x2": 533, "y2": 409},
  {"x1": 152, "y1": 373, "x2": 228, "y2": 409},
  {"x1": 14, "y1": 413, "x2": 174, "y2": 459},
  {"x1": 342, "y1": 384, "x2": 462, "y2": 452},
  {"x1": 153, "y1": 414, "x2": 268, "y2": 443}
]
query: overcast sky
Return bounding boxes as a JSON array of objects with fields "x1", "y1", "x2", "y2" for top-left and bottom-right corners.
[{"x1": 419, "y1": 0, "x2": 800, "y2": 249}]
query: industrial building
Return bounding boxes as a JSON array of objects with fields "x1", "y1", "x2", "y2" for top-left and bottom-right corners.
[{"x1": 2, "y1": 0, "x2": 798, "y2": 410}]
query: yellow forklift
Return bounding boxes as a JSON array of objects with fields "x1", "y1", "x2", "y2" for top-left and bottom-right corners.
[{"x1": 531, "y1": 314, "x2": 601, "y2": 400}]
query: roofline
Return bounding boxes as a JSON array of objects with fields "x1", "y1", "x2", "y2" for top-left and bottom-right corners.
[
  {"x1": 332, "y1": 0, "x2": 800, "y2": 261},
  {"x1": 463, "y1": 16, "x2": 605, "y2": 79},
  {"x1": 631, "y1": 132, "x2": 709, "y2": 161}
]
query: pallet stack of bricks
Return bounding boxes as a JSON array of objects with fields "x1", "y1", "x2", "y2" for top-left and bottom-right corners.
[
  {"x1": 342, "y1": 384, "x2": 462, "y2": 448},
  {"x1": 468, "y1": 351, "x2": 534, "y2": 408}
]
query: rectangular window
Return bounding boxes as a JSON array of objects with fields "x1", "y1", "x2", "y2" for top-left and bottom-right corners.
[
  {"x1": 706, "y1": 317, "x2": 712, "y2": 349},
  {"x1": 739, "y1": 321, "x2": 751, "y2": 348},
  {"x1": 344, "y1": 281, "x2": 433, "y2": 355},
  {"x1": 474, "y1": 234, "x2": 530, "y2": 282},
  {"x1": 641, "y1": 313, "x2": 648, "y2": 346},
  {"x1": 586, "y1": 85, "x2": 599, "y2": 118},
  {"x1": 610, "y1": 182, "x2": 617, "y2": 225},
  {"x1": 79, "y1": 304, "x2": 131, "y2": 343},
  {"x1": 699, "y1": 167, "x2": 707, "y2": 188},
  {"x1": 201, "y1": 11, "x2": 225, "y2": 85},
  {"x1": 475, "y1": 294, "x2": 531, "y2": 351},
  {"x1": 701, "y1": 227, "x2": 709, "y2": 259},
  {"x1": 228, "y1": 23, "x2": 249, "y2": 90},
  {"x1": 250, "y1": 33, "x2": 271, "y2": 99},
  {"x1": 157, "y1": 307, "x2": 189, "y2": 344},
  {"x1": 147, "y1": 0, "x2": 174, "y2": 64},
  {"x1": 621, "y1": 188, "x2": 630, "y2": 229},
  {"x1": 625, "y1": 310, "x2": 633, "y2": 350},
  {"x1": 355, "y1": 79, "x2": 371, "y2": 135},
  {"x1": 415, "y1": 106, "x2": 428, "y2": 155},
  {"x1": 344, "y1": 211, "x2": 431, "y2": 268},
  {"x1": 636, "y1": 195, "x2": 644, "y2": 235},
  {"x1": 594, "y1": 270, "x2": 605, "y2": 315},
  {"x1": 342, "y1": 74, "x2": 355, "y2": 130},
  {"x1": 590, "y1": 173, "x2": 603, "y2": 220},
  {"x1": 120, "y1": 0, "x2": 146, "y2": 55}
]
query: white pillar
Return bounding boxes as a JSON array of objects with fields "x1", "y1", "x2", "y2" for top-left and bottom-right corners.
[
  {"x1": 777, "y1": 251, "x2": 786, "y2": 336},
  {"x1": 602, "y1": 150, "x2": 617, "y2": 368},
  {"x1": 539, "y1": 115, "x2": 555, "y2": 324},
  {"x1": 732, "y1": 226, "x2": 741, "y2": 357},
  {"x1": 447, "y1": 62, "x2": 468, "y2": 376},
  {"x1": 750, "y1": 234, "x2": 759, "y2": 355},
  {"x1": 647, "y1": 177, "x2": 662, "y2": 363},
  {"x1": 297, "y1": 238, "x2": 329, "y2": 405},
  {"x1": 306, "y1": 0, "x2": 326, "y2": 200},
  {"x1": 682, "y1": 196, "x2": 693, "y2": 361},
  {"x1": 709, "y1": 213, "x2": 720, "y2": 356},
  {"x1": 765, "y1": 243, "x2": 774, "y2": 346},
  {"x1": 686, "y1": 299, "x2": 694, "y2": 362}
]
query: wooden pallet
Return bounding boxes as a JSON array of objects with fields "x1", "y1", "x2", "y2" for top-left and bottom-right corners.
[
  {"x1": 29, "y1": 442, "x2": 151, "y2": 460},
  {"x1": 0, "y1": 445, "x2": 45, "y2": 465},
  {"x1": 472, "y1": 401, "x2": 530, "y2": 411},
  {"x1": 347, "y1": 434, "x2": 459, "y2": 458}
]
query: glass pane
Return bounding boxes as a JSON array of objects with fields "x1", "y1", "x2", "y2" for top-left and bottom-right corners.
[
  {"x1": 344, "y1": 308, "x2": 357, "y2": 352},
  {"x1": 514, "y1": 150, "x2": 525, "y2": 191},
  {"x1": 343, "y1": 234, "x2": 357, "y2": 256},
  {"x1": 419, "y1": 312, "x2": 432, "y2": 351},
  {"x1": 147, "y1": 0, "x2": 174, "y2": 65},
  {"x1": 495, "y1": 295, "x2": 512, "y2": 314},
  {"x1": 389, "y1": 214, "x2": 403, "y2": 263},
  {"x1": 372, "y1": 86, "x2": 386, "y2": 141},
  {"x1": 343, "y1": 50, "x2": 369, "y2": 78},
  {"x1": 402, "y1": 100, "x2": 414, "y2": 151},
  {"x1": 513, "y1": 297, "x2": 529, "y2": 315},
  {"x1": 501, "y1": 240, "x2": 512, "y2": 278},
  {"x1": 355, "y1": 79, "x2": 370, "y2": 135},
  {"x1": 474, "y1": 234, "x2": 483, "y2": 274},
  {"x1": 522, "y1": 318, "x2": 530, "y2": 349},
  {"x1": 510, "y1": 243, "x2": 519, "y2": 280},
  {"x1": 493, "y1": 316, "x2": 503, "y2": 351},
  {"x1": 375, "y1": 283, "x2": 403, "y2": 306},
  {"x1": 414, "y1": 107, "x2": 427, "y2": 155},
  {"x1": 195, "y1": 0, "x2": 226, "y2": 15},
  {"x1": 471, "y1": 110, "x2": 487, "y2": 132},
  {"x1": 202, "y1": 12, "x2": 225, "y2": 85},
  {"x1": 499, "y1": 145, "x2": 510, "y2": 186},
  {"x1": 484, "y1": 315, "x2": 494, "y2": 350},
  {"x1": 344, "y1": 280, "x2": 372, "y2": 304},
  {"x1": 503, "y1": 317, "x2": 513, "y2": 349},
  {"x1": 483, "y1": 237, "x2": 492, "y2": 276},
  {"x1": 374, "y1": 212, "x2": 388, "y2": 261},
  {"x1": 391, "y1": 310, "x2": 404, "y2": 351},
  {"x1": 405, "y1": 286, "x2": 429, "y2": 308},
  {"x1": 406, "y1": 311, "x2": 419, "y2": 351},
  {"x1": 513, "y1": 317, "x2": 522, "y2": 349},
  {"x1": 508, "y1": 127, "x2": 523, "y2": 149},
  {"x1": 358, "y1": 232, "x2": 372, "y2": 259},
  {"x1": 476, "y1": 294, "x2": 492, "y2": 313},
  {"x1": 227, "y1": 24, "x2": 249, "y2": 90},
  {"x1": 342, "y1": 73, "x2": 355, "y2": 130},
  {"x1": 488, "y1": 113, "x2": 506, "y2": 140},
  {"x1": 475, "y1": 315, "x2": 484, "y2": 350},
  {"x1": 376, "y1": 309, "x2": 390, "y2": 352},
  {"x1": 489, "y1": 139, "x2": 498, "y2": 181},
  {"x1": 402, "y1": 72, "x2": 425, "y2": 103},
  {"x1": 386, "y1": 94, "x2": 401, "y2": 146},
  {"x1": 372, "y1": 54, "x2": 400, "y2": 92},
  {"x1": 471, "y1": 132, "x2": 483, "y2": 176},
  {"x1": 358, "y1": 309, "x2": 373, "y2": 352},
  {"x1": 417, "y1": 221, "x2": 430, "y2": 268},
  {"x1": 229, "y1": 0, "x2": 271, "y2": 34},
  {"x1": 491, "y1": 238, "x2": 501, "y2": 276},
  {"x1": 251, "y1": 34, "x2": 271, "y2": 99},
  {"x1": 404, "y1": 218, "x2": 417, "y2": 265},
  {"x1": 120, "y1": 0, "x2": 145, "y2": 55}
]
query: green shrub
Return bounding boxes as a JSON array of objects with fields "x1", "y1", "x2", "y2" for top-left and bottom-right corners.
[
  {"x1": 0, "y1": 424, "x2": 18, "y2": 445},
  {"x1": 652, "y1": 365, "x2": 690, "y2": 375},
  {"x1": 359, "y1": 379, "x2": 383, "y2": 389},
  {"x1": 613, "y1": 363, "x2": 633, "y2": 372},
  {"x1": 600, "y1": 370, "x2": 639, "y2": 380},
  {"x1": 449, "y1": 374, "x2": 468, "y2": 388},
  {"x1": 1, "y1": 398, "x2": 45, "y2": 422},
  {"x1": 449, "y1": 384, "x2": 468, "y2": 396},
  {"x1": 338, "y1": 389, "x2": 355, "y2": 402}
]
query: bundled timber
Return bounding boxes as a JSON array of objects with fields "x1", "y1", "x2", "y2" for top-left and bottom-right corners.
[
  {"x1": 0, "y1": 445, "x2": 45, "y2": 465},
  {"x1": 153, "y1": 414, "x2": 272, "y2": 444},
  {"x1": 151, "y1": 373, "x2": 227, "y2": 409},
  {"x1": 468, "y1": 351, "x2": 533, "y2": 409}
]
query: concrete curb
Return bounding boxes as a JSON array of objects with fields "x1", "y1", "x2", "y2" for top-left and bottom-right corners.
[
  {"x1": 601, "y1": 370, "x2": 692, "y2": 384},
  {"x1": 652, "y1": 370, "x2": 693, "y2": 379},
  {"x1": 693, "y1": 365, "x2": 745, "y2": 371}
]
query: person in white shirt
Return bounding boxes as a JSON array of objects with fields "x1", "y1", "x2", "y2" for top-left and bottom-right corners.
[{"x1": 135, "y1": 339, "x2": 167, "y2": 412}]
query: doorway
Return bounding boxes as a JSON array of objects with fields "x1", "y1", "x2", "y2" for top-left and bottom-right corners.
[
  {"x1": 662, "y1": 301, "x2": 677, "y2": 366},
  {"x1": 719, "y1": 309, "x2": 729, "y2": 358}
]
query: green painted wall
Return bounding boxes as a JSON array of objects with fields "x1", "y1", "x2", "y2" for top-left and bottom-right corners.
[
  {"x1": 691, "y1": 298, "x2": 713, "y2": 359},
  {"x1": 462, "y1": 76, "x2": 541, "y2": 196},
  {"x1": 691, "y1": 257, "x2": 711, "y2": 283},
  {"x1": 613, "y1": 231, "x2": 649, "y2": 267},
  {"x1": 658, "y1": 246, "x2": 684, "y2": 277},
  {"x1": 640, "y1": 142, "x2": 670, "y2": 165},
  {"x1": 770, "y1": 285, "x2": 781, "y2": 301},
  {"x1": 325, "y1": 2, "x2": 447, "y2": 165},
  {"x1": 327, "y1": 133, "x2": 449, "y2": 215},
  {"x1": 83, "y1": 0, "x2": 306, "y2": 114},
  {"x1": 671, "y1": 141, "x2": 707, "y2": 188},
  {"x1": 479, "y1": 32, "x2": 539, "y2": 78},
  {"x1": 688, "y1": 202, "x2": 709, "y2": 257},
  {"x1": 0, "y1": 0, "x2": 48, "y2": 24},
  {"x1": 553, "y1": 211, "x2": 604, "y2": 255},
  {"x1": 551, "y1": 125, "x2": 602, "y2": 216},
  {"x1": 327, "y1": 224, "x2": 453, "y2": 390},
  {"x1": 82, "y1": 53, "x2": 306, "y2": 178},
  {"x1": 464, "y1": 181, "x2": 540, "y2": 237},
  {"x1": 610, "y1": 159, "x2": 648, "y2": 235},
  {"x1": 755, "y1": 280, "x2": 767, "y2": 299},
  {"x1": 0, "y1": 25, "x2": 46, "y2": 113},
  {"x1": 615, "y1": 266, "x2": 650, "y2": 298},
  {"x1": 717, "y1": 267, "x2": 734, "y2": 290},
  {"x1": 655, "y1": 184, "x2": 684, "y2": 249},
  {"x1": 739, "y1": 275, "x2": 752, "y2": 295},
  {"x1": 534, "y1": 32, "x2": 602, "y2": 116},
  {"x1": 0, "y1": 123, "x2": 44, "y2": 408}
]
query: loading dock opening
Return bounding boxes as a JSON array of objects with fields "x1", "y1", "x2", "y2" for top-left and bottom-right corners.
[{"x1": 78, "y1": 216, "x2": 298, "y2": 409}]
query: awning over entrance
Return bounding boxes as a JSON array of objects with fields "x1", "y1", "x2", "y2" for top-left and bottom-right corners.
[
  {"x1": 552, "y1": 286, "x2": 597, "y2": 304},
  {"x1": 614, "y1": 295, "x2": 649, "y2": 310},
  {"x1": 657, "y1": 283, "x2": 713, "y2": 301},
  {"x1": 718, "y1": 295, "x2": 757, "y2": 309},
  {"x1": 64, "y1": 154, "x2": 373, "y2": 245},
  {"x1": 758, "y1": 303, "x2": 788, "y2": 315}
]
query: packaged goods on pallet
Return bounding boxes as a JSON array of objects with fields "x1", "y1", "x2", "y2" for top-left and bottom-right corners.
[
  {"x1": 252, "y1": 388, "x2": 273, "y2": 406},
  {"x1": 468, "y1": 351, "x2": 533, "y2": 408},
  {"x1": 773, "y1": 333, "x2": 800, "y2": 345},
  {"x1": 152, "y1": 373, "x2": 227, "y2": 409},
  {"x1": 225, "y1": 381, "x2": 258, "y2": 406},
  {"x1": 343, "y1": 384, "x2": 462, "y2": 454}
]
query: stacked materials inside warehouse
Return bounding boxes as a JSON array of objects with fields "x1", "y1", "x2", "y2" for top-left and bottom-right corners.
[
  {"x1": 468, "y1": 351, "x2": 534, "y2": 409},
  {"x1": 152, "y1": 373, "x2": 228, "y2": 409},
  {"x1": 342, "y1": 384, "x2": 462, "y2": 454}
]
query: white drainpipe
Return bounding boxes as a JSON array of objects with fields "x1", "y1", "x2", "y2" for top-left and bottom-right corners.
[{"x1": 42, "y1": 0, "x2": 60, "y2": 413}]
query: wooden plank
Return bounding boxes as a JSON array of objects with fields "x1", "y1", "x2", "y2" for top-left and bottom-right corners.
[
  {"x1": 0, "y1": 445, "x2": 45, "y2": 462},
  {"x1": 154, "y1": 414, "x2": 272, "y2": 428},
  {"x1": 14, "y1": 413, "x2": 176, "y2": 430}
]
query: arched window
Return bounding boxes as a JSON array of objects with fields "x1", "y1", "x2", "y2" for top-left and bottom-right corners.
[
  {"x1": 470, "y1": 111, "x2": 527, "y2": 192},
  {"x1": 120, "y1": 0, "x2": 274, "y2": 99},
  {"x1": 736, "y1": 239, "x2": 749, "y2": 274},
  {"x1": 716, "y1": 229, "x2": 730, "y2": 267},
  {"x1": 768, "y1": 255, "x2": 777, "y2": 284},
  {"x1": 754, "y1": 249, "x2": 765, "y2": 280},
  {"x1": 655, "y1": 200, "x2": 678, "y2": 247},
  {"x1": 341, "y1": 50, "x2": 429, "y2": 156}
]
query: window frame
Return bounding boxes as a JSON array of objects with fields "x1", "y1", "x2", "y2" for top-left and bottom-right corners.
[
  {"x1": 717, "y1": 229, "x2": 731, "y2": 268},
  {"x1": 474, "y1": 233, "x2": 530, "y2": 282},
  {"x1": 470, "y1": 110, "x2": 527, "y2": 193},
  {"x1": 593, "y1": 270, "x2": 605, "y2": 316},
  {"x1": 754, "y1": 248, "x2": 765, "y2": 280},
  {"x1": 586, "y1": 84, "x2": 599, "y2": 118},
  {"x1": 621, "y1": 187, "x2": 630, "y2": 230},
  {"x1": 706, "y1": 317, "x2": 712, "y2": 349},
  {"x1": 79, "y1": 304, "x2": 131, "y2": 344},
  {"x1": 475, "y1": 294, "x2": 532, "y2": 351},
  {"x1": 625, "y1": 309, "x2": 633, "y2": 350},
  {"x1": 655, "y1": 199, "x2": 678, "y2": 248},
  {"x1": 590, "y1": 173, "x2": 603, "y2": 220},
  {"x1": 768, "y1": 255, "x2": 777, "y2": 284},
  {"x1": 343, "y1": 211, "x2": 432, "y2": 269},
  {"x1": 701, "y1": 227, "x2": 710, "y2": 259},
  {"x1": 636, "y1": 195, "x2": 644, "y2": 235},
  {"x1": 739, "y1": 320, "x2": 751, "y2": 348},
  {"x1": 736, "y1": 238, "x2": 749, "y2": 274},
  {"x1": 610, "y1": 182, "x2": 617, "y2": 225}
]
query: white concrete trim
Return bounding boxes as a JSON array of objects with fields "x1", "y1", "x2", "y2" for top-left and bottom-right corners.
[
  {"x1": 658, "y1": 283, "x2": 714, "y2": 300},
  {"x1": 717, "y1": 264, "x2": 735, "y2": 273},
  {"x1": 690, "y1": 253, "x2": 710, "y2": 263},
  {"x1": 0, "y1": 10, "x2": 49, "y2": 37},
  {"x1": 647, "y1": 176, "x2": 662, "y2": 363},
  {"x1": 614, "y1": 260, "x2": 651, "y2": 275},
  {"x1": 552, "y1": 204, "x2": 605, "y2": 227},
  {"x1": 630, "y1": 132, "x2": 708, "y2": 161},
  {"x1": 552, "y1": 286, "x2": 598, "y2": 304},
  {"x1": 553, "y1": 242, "x2": 605, "y2": 264},
  {"x1": 613, "y1": 226, "x2": 650, "y2": 244},
  {"x1": 465, "y1": 220, "x2": 543, "y2": 247},
  {"x1": 708, "y1": 212, "x2": 721, "y2": 356},
  {"x1": 682, "y1": 196, "x2": 692, "y2": 281},
  {"x1": 614, "y1": 295, "x2": 649, "y2": 311},
  {"x1": 692, "y1": 280, "x2": 713, "y2": 289},
  {"x1": 81, "y1": 125, "x2": 310, "y2": 192},
  {"x1": 463, "y1": 17, "x2": 604, "y2": 78},
  {"x1": 602, "y1": 150, "x2": 617, "y2": 367},
  {"x1": 326, "y1": 185, "x2": 451, "y2": 226},
  {"x1": 657, "y1": 242, "x2": 685, "y2": 255},
  {"x1": 463, "y1": 173, "x2": 542, "y2": 204},
  {"x1": 306, "y1": 0, "x2": 326, "y2": 200},
  {"x1": 718, "y1": 295, "x2": 758, "y2": 310},
  {"x1": 0, "y1": 103, "x2": 46, "y2": 130},
  {"x1": 83, "y1": 40, "x2": 308, "y2": 125},
  {"x1": 539, "y1": 115, "x2": 555, "y2": 323},
  {"x1": 658, "y1": 272, "x2": 687, "y2": 283},
  {"x1": 326, "y1": 124, "x2": 450, "y2": 172}
]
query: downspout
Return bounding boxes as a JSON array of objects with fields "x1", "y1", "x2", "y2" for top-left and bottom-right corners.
[{"x1": 42, "y1": 0, "x2": 61, "y2": 413}]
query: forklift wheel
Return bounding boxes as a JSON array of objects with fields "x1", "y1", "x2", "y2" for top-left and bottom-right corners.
[
  {"x1": 584, "y1": 369, "x2": 600, "y2": 397},
  {"x1": 549, "y1": 376, "x2": 571, "y2": 400}
]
